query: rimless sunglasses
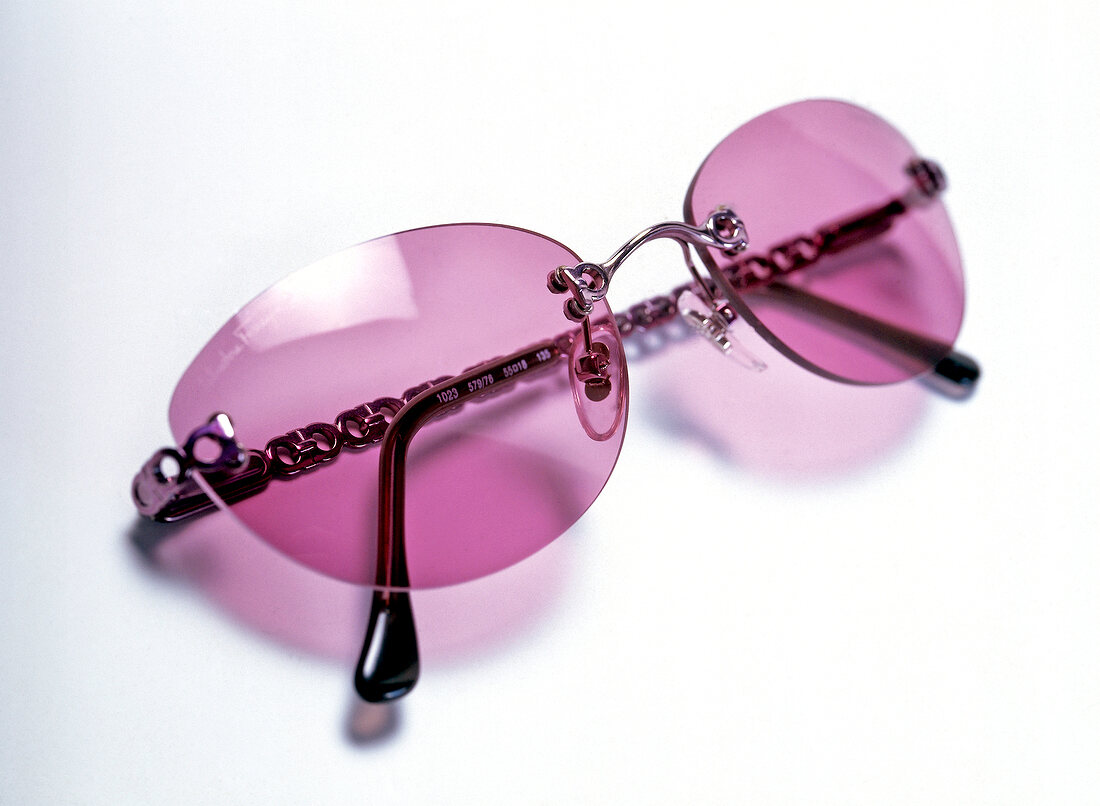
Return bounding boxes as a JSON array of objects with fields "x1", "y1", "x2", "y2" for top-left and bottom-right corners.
[{"x1": 132, "y1": 99, "x2": 980, "y2": 702}]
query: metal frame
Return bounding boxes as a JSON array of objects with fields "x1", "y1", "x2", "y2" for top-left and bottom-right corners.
[{"x1": 132, "y1": 155, "x2": 980, "y2": 704}]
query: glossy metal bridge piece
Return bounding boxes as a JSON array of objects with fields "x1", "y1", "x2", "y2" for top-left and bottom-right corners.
[{"x1": 547, "y1": 208, "x2": 749, "y2": 323}]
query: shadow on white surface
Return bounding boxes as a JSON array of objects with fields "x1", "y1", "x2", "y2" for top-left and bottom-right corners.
[
  {"x1": 344, "y1": 699, "x2": 403, "y2": 746},
  {"x1": 622, "y1": 318, "x2": 943, "y2": 480},
  {"x1": 127, "y1": 506, "x2": 573, "y2": 745},
  {"x1": 123, "y1": 317, "x2": 974, "y2": 747}
]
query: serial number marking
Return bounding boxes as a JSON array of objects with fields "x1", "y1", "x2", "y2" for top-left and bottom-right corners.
[
  {"x1": 502, "y1": 358, "x2": 528, "y2": 378},
  {"x1": 433, "y1": 347, "x2": 553, "y2": 406},
  {"x1": 467, "y1": 374, "x2": 495, "y2": 392},
  {"x1": 435, "y1": 387, "x2": 459, "y2": 405}
]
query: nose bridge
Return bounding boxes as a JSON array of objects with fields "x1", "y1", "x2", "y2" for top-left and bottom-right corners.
[{"x1": 546, "y1": 209, "x2": 749, "y2": 324}]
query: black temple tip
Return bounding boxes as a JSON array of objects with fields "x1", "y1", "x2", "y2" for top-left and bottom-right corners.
[
  {"x1": 354, "y1": 589, "x2": 420, "y2": 703},
  {"x1": 926, "y1": 350, "x2": 981, "y2": 399}
]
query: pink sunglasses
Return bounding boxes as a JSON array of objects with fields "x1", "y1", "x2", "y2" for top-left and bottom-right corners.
[{"x1": 132, "y1": 99, "x2": 979, "y2": 702}]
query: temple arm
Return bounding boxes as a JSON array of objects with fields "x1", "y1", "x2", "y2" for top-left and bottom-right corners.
[
  {"x1": 133, "y1": 274, "x2": 981, "y2": 527},
  {"x1": 751, "y1": 282, "x2": 980, "y2": 393},
  {"x1": 354, "y1": 340, "x2": 566, "y2": 701}
]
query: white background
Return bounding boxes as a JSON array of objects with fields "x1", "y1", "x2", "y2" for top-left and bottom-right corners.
[{"x1": 3, "y1": 1, "x2": 1098, "y2": 803}]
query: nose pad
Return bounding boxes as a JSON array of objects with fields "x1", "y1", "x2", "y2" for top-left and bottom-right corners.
[
  {"x1": 568, "y1": 321, "x2": 627, "y2": 442},
  {"x1": 677, "y1": 288, "x2": 767, "y2": 372}
]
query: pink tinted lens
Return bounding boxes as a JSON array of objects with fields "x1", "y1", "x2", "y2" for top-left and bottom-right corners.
[
  {"x1": 686, "y1": 99, "x2": 965, "y2": 384},
  {"x1": 169, "y1": 224, "x2": 626, "y2": 589}
]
